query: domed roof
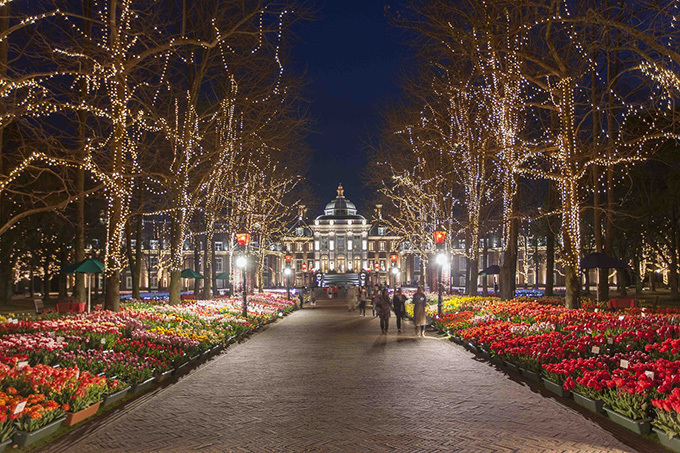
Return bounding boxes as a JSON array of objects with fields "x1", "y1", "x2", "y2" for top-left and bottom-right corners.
[{"x1": 316, "y1": 184, "x2": 365, "y2": 220}]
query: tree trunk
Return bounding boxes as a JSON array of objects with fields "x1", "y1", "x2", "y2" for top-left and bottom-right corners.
[
  {"x1": 169, "y1": 207, "x2": 185, "y2": 305},
  {"x1": 500, "y1": 179, "x2": 519, "y2": 301},
  {"x1": 193, "y1": 239, "x2": 201, "y2": 296},
  {"x1": 564, "y1": 266, "x2": 580, "y2": 309},
  {"x1": 42, "y1": 260, "x2": 51, "y2": 304},
  {"x1": 670, "y1": 209, "x2": 679, "y2": 299},
  {"x1": 29, "y1": 266, "x2": 35, "y2": 298},
  {"x1": 545, "y1": 181, "x2": 557, "y2": 296},
  {"x1": 482, "y1": 235, "x2": 488, "y2": 296},
  {"x1": 203, "y1": 229, "x2": 213, "y2": 299},
  {"x1": 133, "y1": 214, "x2": 142, "y2": 299}
]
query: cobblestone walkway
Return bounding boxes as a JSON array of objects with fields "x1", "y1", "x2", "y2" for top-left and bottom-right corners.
[{"x1": 46, "y1": 299, "x2": 656, "y2": 452}]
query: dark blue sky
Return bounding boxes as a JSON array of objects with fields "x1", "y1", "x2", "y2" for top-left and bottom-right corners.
[{"x1": 291, "y1": 1, "x2": 404, "y2": 215}]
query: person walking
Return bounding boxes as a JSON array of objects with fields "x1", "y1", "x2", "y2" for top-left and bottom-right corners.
[
  {"x1": 333, "y1": 285, "x2": 339, "y2": 300},
  {"x1": 358, "y1": 286, "x2": 367, "y2": 316},
  {"x1": 371, "y1": 285, "x2": 381, "y2": 317},
  {"x1": 413, "y1": 285, "x2": 428, "y2": 337},
  {"x1": 378, "y1": 288, "x2": 392, "y2": 334},
  {"x1": 392, "y1": 288, "x2": 406, "y2": 332}
]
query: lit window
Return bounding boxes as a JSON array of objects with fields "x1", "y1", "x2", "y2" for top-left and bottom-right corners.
[
  {"x1": 215, "y1": 257, "x2": 223, "y2": 272},
  {"x1": 347, "y1": 240, "x2": 353, "y2": 251},
  {"x1": 368, "y1": 242, "x2": 374, "y2": 251},
  {"x1": 330, "y1": 240, "x2": 335, "y2": 251},
  {"x1": 330, "y1": 261, "x2": 335, "y2": 270},
  {"x1": 314, "y1": 240, "x2": 320, "y2": 251},
  {"x1": 378, "y1": 227, "x2": 386, "y2": 236},
  {"x1": 362, "y1": 240, "x2": 368, "y2": 251},
  {"x1": 215, "y1": 241, "x2": 224, "y2": 251},
  {"x1": 150, "y1": 240, "x2": 159, "y2": 250},
  {"x1": 379, "y1": 241, "x2": 385, "y2": 251}
]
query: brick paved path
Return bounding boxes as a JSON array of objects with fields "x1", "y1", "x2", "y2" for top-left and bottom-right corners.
[{"x1": 46, "y1": 299, "x2": 654, "y2": 452}]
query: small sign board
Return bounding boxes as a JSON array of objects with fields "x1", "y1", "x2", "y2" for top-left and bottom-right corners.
[
  {"x1": 13, "y1": 401, "x2": 26, "y2": 414},
  {"x1": 620, "y1": 359, "x2": 629, "y2": 369},
  {"x1": 591, "y1": 346, "x2": 600, "y2": 354},
  {"x1": 33, "y1": 298, "x2": 44, "y2": 314}
]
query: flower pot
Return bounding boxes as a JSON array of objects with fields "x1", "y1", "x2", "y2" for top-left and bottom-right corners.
[
  {"x1": 13, "y1": 416, "x2": 66, "y2": 448},
  {"x1": 572, "y1": 392, "x2": 604, "y2": 413},
  {"x1": 451, "y1": 336, "x2": 464, "y2": 345},
  {"x1": 154, "y1": 369, "x2": 173, "y2": 383},
  {"x1": 654, "y1": 427, "x2": 680, "y2": 452},
  {"x1": 465, "y1": 343, "x2": 478, "y2": 354},
  {"x1": 490, "y1": 356, "x2": 504, "y2": 367},
  {"x1": 519, "y1": 368, "x2": 541, "y2": 383},
  {"x1": 189, "y1": 354, "x2": 201, "y2": 363},
  {"x1": 0, "y1": 438, "x2": 12, "y2": 452},
  {"x1": 63, "y1": 401, "x2": 101, "y2": 426},
  {"x1": 505, "y1": 362, "x2": 520, "y2": 375},
  {"x1": 542, "y1": 378, "x2": 570, "y2": 398},
  {"x1": 102, "y1": 386, "x2": 130, "y2": 407},
  {"x1": 603, "y1": 408, "x2": 651, "y2": 435},
  {"x1": 173, "y1": 361, "x2": 190, "y2": 375},
  {"x1": 131, "y1": 376, "x2": 155, "y2": 393},
  {"x1": 477, "y1": 349, "x2": 491, "y2": 361}
]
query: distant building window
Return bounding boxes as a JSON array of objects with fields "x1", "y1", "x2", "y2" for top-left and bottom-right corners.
[
  {"x1": 368, "y1": 241, "x2": 374, "y2": 251},
  {"x1": 296, "y1": 227, "x2": 304, "y2": 236},
  {"x1": 337, "y1": 236, "x2": 345, "y2": 250},
  {"x1": 150, "y1": 276, "x2": 158, "y2": 288},
  {"x1": 296, "y1": 259, "x2": 302, "y2": 271},
  {"x1": 460, "y1": 257, "x2": 467, "y2": 270},
  {"x1": 296, "y1": 242, "x2": 303, "y2": 252},
  {"x1": 362, "y1": 240, "x2": 368, "y2": 251},
  {"x1": 379, "y1": 241, "x2": 385, "y2": 251},
  {"x1": 150, "y1": 240, "x2": 159, "y2": 250},
  {"x1": 378, "y1": 227, "x2": 386, "y2": 236},
  {"x1": 321, "y1": 236, "x2": 328, "y2": 250},
  {"x1": 314, "y1": 240, "x2": 320, "y2": 251},
  {"x1": 149, "y1": 256, "x2": 158, "y2": 268},
  {"x1": 347, "y1": 240, "x2": 353, "y2": 251},
  {"x1": 380, "y1": 260, "x2": 386, "y2": 271},
  {"x1": 329, "y1": 240, "x2": 335, "y2": 251},
  {"x1": 215, "y1": 257, "x2": 223, "y2": 273},
  {"x1": 130, "y1": 239, "x2": 137, "y2": 248},
  {"x1": 215, "y1": 241, "x2": 224, "y2": 251},
  {"x1": 126, "y1": 276, "x2": 132, "y2": 289}
]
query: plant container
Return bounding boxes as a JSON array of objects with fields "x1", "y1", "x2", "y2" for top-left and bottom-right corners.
[
  {"x1": 465, "y1": 343, "x2": 478, "y2": 354},
  {"x1": 603, "y1": 408, "x2": 651, "y2": 435},
  {"x1": 0, "y1": 438, "x2": 11, "y2": 452},
  {"x1": 654, "y1": 427, "x2": 680, "y2": 452},
  {"x1": 477, "y1": 348, "x2": 492, "y2": 361},
  {"x1": 504, "y1": 362, "x2": 520, "y2": 375},
  {"x1": 572, "y1": 392, "x2": 604, "y2": 413},
  {"x1": 63, "y1": 401, "x2": 101, "y2": 426},
  {"x1": 542, "y1": 378, "x2": 570, "y2": 398},
  {"x1": 102, "y1": 386, "x2": 130, "y2": 407},
  {"x1": 12, "y1": 416, "x2": 66, "y2": 448},
  {"x1": 490, "y1": 356, "x2": 504, "y2": 367},
  {"x1": 131, "y1": 376, "x2": 155, "y2": 393},
  {"x1": 154, "y1": 369, "x2": 173, "y2": 383},
  {"x1": 519, "y1": 368, "x2": 541, "y2": 383},
  {"x1": 173, "y1": 361, "x2": 190, "y2": 375}
]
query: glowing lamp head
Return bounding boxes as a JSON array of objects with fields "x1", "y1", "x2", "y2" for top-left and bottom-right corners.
[
  {"x1": 390, "y1": 253, "x2": 398, "y2": 263},
  {"x1": 236, "y1": 232, "x2": 251, "y2": 246},
  {"x1": 436, "y1": 253, "x2": 448, "y2": 266},
  {"x1": 374, "y1": 262, "x2": 380, "y2": 270},
  {"x1": 236, "y1": 256, "x2": 247, "y2": 268},
  {"x1": 433, "y1": 226, "x2": 446, "y2": 245},
  {"x1": 302, "y1": 263, "x2": 307, "y2": 271},
  {"x1": 284, "y1": 253, "x2": 292, "y2": 264},
  {"x1": 391, "y1": 267, "x2": 399, "y2": 275},
  {"x1": 284, "y1": 268, "x2": 292, "y2": 276}
]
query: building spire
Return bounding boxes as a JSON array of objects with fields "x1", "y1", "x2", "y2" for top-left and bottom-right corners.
[{"x1": 337, "y1": 183, "x2": 344, "y2": 197}]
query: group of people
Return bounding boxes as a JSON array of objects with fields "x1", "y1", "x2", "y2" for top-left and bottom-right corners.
[{"x1": 346, "y1": 284, "x2": 429, "y2": 336}]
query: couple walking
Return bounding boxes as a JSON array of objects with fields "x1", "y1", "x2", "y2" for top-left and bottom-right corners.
[{"x1": 373, "y1": 287, "x2": 407, "y2": 334}]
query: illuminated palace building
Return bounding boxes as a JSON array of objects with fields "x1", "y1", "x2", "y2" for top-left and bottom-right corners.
[
  {"x1": 117, "y1": 184, "x2": 569, "y2": 294},
  {"x1": 283, "y1": 184, "x2": 401, "y2": 287}
]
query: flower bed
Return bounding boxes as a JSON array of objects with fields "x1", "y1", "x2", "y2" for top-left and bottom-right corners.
[
  {"x1": 0, "y1": 293, "x2": 295, "y2": 444},
  {"x1": 429, "y1": 296, "x2": 680, "y2": 443}
]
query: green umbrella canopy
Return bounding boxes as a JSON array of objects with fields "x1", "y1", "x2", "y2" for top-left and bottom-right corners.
[
  {"x1": 180, "y1": 269, "x2": 204, "y2": 279},
  {"x1": 215, "y1": 272, "x2": 230, "y2": 280},
  {"x1": 59, "y1": 259, "x2": 105, "y2": 274}
]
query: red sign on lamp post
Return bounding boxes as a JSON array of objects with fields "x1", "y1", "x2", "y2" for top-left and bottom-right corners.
[{"x1": 236, "y1": 232, "x2": 251, "y2": 247}]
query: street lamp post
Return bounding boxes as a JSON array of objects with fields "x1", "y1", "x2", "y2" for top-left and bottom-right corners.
[
  {"x1": 433, "y1": 225, "x2": 447, "y2": 316},
  {"x1": 236, "y1": 256, "x2": 248, "y2": 317},
  {"x1": 284, "y1": 251, "x2": 292, "y2": 300},
  {"x1": 236, "y1": 231, "x2": 251, "y2": 318},
  {"x1": 390, "y1": 253, "x2": 398, "y2": 288}
]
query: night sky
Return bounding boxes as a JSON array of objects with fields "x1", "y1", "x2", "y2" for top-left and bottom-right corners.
[{"x1": 292, "y1": 0, "x2": 405, "y2": 216}]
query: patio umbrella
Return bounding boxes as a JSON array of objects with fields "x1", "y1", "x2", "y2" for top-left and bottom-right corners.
[
  {"x1": 478, "y1": 265, "x2": 500, "y2": 276},
  {"x1": 581, "y1": 253, "x2": 630, "y2": 270},
  {"x1": 180, "y1": 269, "x2": 204, "y2": 279},
  {"x1": 59, "y1": 259, "x2": 104, "y2": 312},
  {"x1": 215, "y1": 272, "x2": 230, "y2": 280}
]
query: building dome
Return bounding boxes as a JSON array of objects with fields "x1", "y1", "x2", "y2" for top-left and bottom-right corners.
[{"x1": 316, "y1": 184, "x2": 365, "y2": 220}]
